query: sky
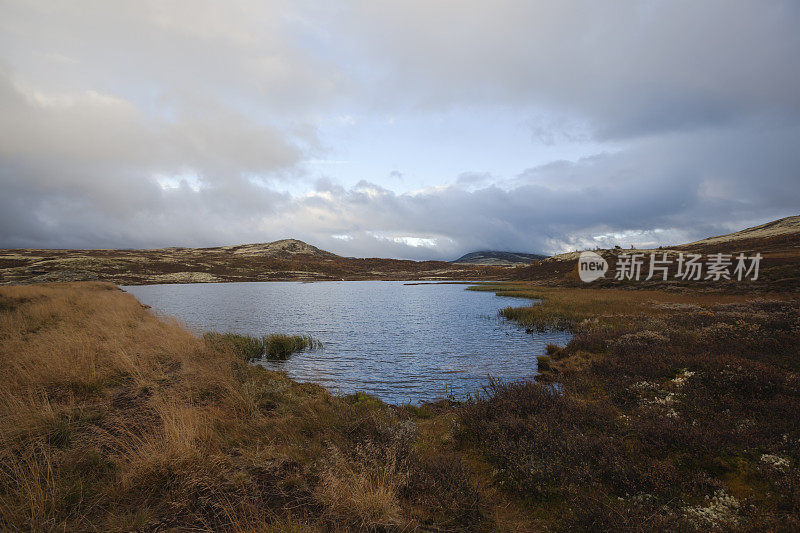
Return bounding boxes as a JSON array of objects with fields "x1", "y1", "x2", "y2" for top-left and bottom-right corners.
[{"x1": 1, "y1": 0, "x2": 798, "y2": 260}]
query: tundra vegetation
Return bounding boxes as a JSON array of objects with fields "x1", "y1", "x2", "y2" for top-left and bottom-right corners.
[{"x1": 1, "y1": 282, "x2": 798, "y2": 531}]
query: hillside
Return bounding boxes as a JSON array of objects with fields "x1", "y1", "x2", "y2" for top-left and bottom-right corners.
[
  {"x1": 682, "y1": 215, "x2": 800, "y2": 251},
  {"x1": 0, "y1": 239, "x2": 508, "y2": 285},
  {"x1": 452, "y1": 250, "x2": 547, "y2": 266},
  {"x1": 513, "y1": 215, "x2": 800, "y2": 290}
]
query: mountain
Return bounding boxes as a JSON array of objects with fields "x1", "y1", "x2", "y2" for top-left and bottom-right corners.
[
  {"x1": 4, "y1": 217, "x2": 798, "y2": 286},
  {"x1": 0, "y1": 239, "x2": 510, "y2": 285},
  {"x1": 452, "y1": 251, "x2": 547, "y2": 266}
]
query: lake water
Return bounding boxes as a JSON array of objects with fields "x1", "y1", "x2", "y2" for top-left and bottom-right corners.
[{"x1": 122, "y1": 281, "x2": 570, "y2": 404}]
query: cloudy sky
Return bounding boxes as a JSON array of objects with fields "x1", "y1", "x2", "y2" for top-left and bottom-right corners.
[{"x1": 1, "y1": 1, "x2": 798, "y2": 259}]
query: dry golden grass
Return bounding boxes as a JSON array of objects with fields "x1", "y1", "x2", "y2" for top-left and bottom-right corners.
[
  {"x1": 315, "y1": 444, "x2": 406, "y2": 529},
  {"x1": 0, "y1": 282, "x2": 491, "y2": 531},
  {"x1": 0, "y1": 283, "x2": 250, "y2": 529},
  {"x1": 469, "y1": 282, "x2": 783, "y2": 328}
]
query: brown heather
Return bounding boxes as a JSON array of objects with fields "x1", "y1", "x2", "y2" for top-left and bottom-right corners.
[
  {"x1": 1, "y1": 281, "x2": 799, "y2": 531},
  {"x1": 462, "y1": 284, "x2": 800, "y2": 530}
]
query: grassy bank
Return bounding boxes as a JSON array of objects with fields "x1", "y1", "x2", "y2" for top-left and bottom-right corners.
[
  {"x1": 0, "y1": 283, "x2": 488, "y2": 530},
  {"x1": 465, "y1": 283, "x2": 800, "y2": 529},
  {"x1": 1, "y1": 282, "x2": 799, "y2": 530}
]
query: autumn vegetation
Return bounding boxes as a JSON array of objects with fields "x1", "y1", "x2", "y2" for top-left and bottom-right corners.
[
  {"x1": 0, "y1": 283, "x2": 486, "y2": 530},
  {"x1": 466, "y1": 283, "x2": 800, "y2": 529},
  {"x1": 1, "y1": 281, "x2": 799, "y2": 530}
]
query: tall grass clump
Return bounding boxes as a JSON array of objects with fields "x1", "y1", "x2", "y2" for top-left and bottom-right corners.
[
  {"x1": 203, "y1": 332, "x2": 266, "y2": 360},
  {"x1": 203, "y1": 332, "x2": 320, "y2": 360},
  {"x1": 264, "y1": 334, "x2": 320, "y2": 360}
]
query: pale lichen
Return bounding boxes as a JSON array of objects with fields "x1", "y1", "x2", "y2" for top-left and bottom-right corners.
[
  {"x1": 684, "y1": 490, "x2": 740, "y2": 529},
  {"x1": 760, "y1": 453, "x2": 790, "y2": 472}
]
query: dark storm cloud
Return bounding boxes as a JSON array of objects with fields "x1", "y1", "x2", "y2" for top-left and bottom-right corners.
[
  {"x1": 0, "y1": 1, "x2": 798, "y2": 258},
  {"x1": 334, "y1": 0, "x2": 800, "y2": 138}
]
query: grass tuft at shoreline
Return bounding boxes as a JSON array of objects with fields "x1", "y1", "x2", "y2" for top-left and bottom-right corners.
[{"x1": 203, "y1": 332, "x2": 320, "y2": 360}]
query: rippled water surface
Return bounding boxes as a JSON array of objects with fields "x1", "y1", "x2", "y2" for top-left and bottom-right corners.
[{"x1": 123, "y1": 281, "x2": 570, "y2": 403}]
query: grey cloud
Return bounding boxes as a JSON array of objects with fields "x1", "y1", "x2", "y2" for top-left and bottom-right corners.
[
  {"x1": 0, "y1": 1, "x2": 346, "y2": 115},
  {"x1": 333, "y1": 0, "x2": 800, "y2": 139},
  {"x1": 3, "y1": 116, "x2": 795, "y2": 256},
  {"x1": 1, "y1": 1, "x2": 798, "y2": 258},
  {"x1": 281, "y1": 120, "x2": 799, "y2": 259},
  {"x1": 0, "y1": 62, "x2": 304, "y2": 248}
]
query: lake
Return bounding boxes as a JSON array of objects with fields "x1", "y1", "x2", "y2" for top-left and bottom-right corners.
[{"x1": 122, "y1": 281, "x2": 570, "y2": 403}]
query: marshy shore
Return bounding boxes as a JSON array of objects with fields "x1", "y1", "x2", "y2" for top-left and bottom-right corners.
[{"x1": 1, "y1": 282, "x2": 798, "y2": 530}]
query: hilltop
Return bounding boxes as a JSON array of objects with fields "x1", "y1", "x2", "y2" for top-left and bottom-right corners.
[
  {"x1": 0, "y1": 239, "x2": 507, "y2": 285},
  {"x1": 213, "y1": 239, "x2": 339, "y2": 258},
  {"x1": 452, "y1": 250, "x2": 547, "y2": 266}
]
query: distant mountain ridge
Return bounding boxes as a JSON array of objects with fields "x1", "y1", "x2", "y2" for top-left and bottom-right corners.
[
  {"x1": 0, "y1": 238, "x2": 507, "y2": 285},
  {"x1": 541, "y1": 214, "x2": 800, "y2": 264},
  {"x1": 452, "y1": 250, "x2": 547, "y2": 266},
  {"x1": 3, "y1": 216, "x2": 798, "y2": 285}
]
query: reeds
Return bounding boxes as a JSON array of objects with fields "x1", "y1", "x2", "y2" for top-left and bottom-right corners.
[
  {"x1": 202, "y1": 332, "x2": 320, "y2": 360},
  {"x1": 264, "y1": 334, "x2": 320, "y2": 360}
]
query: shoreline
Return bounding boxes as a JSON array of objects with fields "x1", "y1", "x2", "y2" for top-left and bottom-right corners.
[
  {"x1": 121, "y1": 280, "x2": 551, "y2": 405},
  {"x1": 1, "y1": 281, "x2": 798, "y2": 530}
]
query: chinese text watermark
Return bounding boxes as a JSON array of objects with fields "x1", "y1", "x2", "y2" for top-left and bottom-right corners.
[{"x1": 579, "y1": 252, "x2": 761, "y2": 282}]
